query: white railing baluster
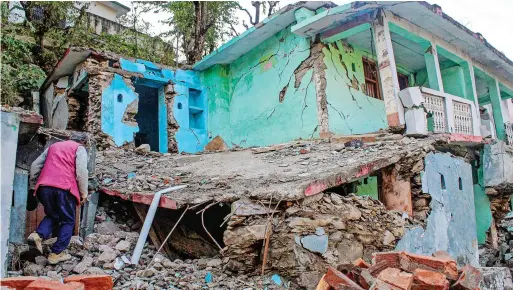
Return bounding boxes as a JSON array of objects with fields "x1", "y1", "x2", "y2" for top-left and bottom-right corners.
[{"x1": 423, "y1": 93, "x2": 446, "y2": 133}]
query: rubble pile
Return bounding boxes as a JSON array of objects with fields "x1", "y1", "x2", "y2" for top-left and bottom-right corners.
[
  {"x1": 223, "y1": 193, "x2": 412, "y2": 288},
  {"x1": 316, "y1": 251, "x2": 484, "y2": 290},
  {"x1": 480, "y1": 212, "x2": 513, "y2": 269},
  {"x1": 11, "y1": 198, "x2": 293, "y2": 289}
]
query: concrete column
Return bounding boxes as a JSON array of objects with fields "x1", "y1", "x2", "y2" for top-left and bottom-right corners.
[
  {"x1": 466, "y1": 62, "x2": 482, "y2": 136},
  {"x1": 424, "y1": 45, "x2": 444, "y2": 92},
  {"x1": 488, "y1": 79, "x2": 506, "y2": 140},
  {"x1": 372, "y1": 13, "x2": 404, "y2": 127}
]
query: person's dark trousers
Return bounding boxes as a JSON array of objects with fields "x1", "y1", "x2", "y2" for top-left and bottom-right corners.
[{"x1": 36, "y1": 186, "x2": 77, "y2": 254}]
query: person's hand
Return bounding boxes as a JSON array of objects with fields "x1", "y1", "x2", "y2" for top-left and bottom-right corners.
[{"x1": 80, "y1": 195, "x2": 89, "y2": 205}]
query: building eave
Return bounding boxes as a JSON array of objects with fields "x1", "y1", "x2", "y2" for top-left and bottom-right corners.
[{"x1": 193, "y1": 1, "x2": 335, "y2": 71}]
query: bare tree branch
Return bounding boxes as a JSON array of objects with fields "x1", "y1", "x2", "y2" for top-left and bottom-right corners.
[{"x1": 236, "y1": 3, "x2": 254, "y2": 25}]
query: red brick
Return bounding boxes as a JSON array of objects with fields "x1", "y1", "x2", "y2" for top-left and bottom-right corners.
[
  {"x1": 377, "y1": 268, "x2": 412, "y2": 290},
  {"x1": 432, "y1": 250, "x2": 453, "y2": 261},
  {"x1": 0, "y1": 276, "x2": 39, "y2": 289},
  {"x1": 353, "y1": 258, "x2": 370, "y2": 269},
  {"x1": 25, "y1": 279, "x2": 83, "y2": 290},
  {"x1": 452, "y1": 265, "x2": 483, "y2": 290},
  {"x1": 368, "y1": 260, "x2": 390, "y2": 277},
  {"x1": 316, "y1": 267, "x2": 365, "y2": 290},
  {"x1": 64, "y1": 275, "x2": 113, "y2": 290},
  {"x1": 410, "y1": 269, "x2": 449, "y2": 290},
  {"x1": 372, "y1": 251, "x2": 401, "y2": 268},
  {"x1": 357, "y1": 269, "x2": 375, "y2": 289},
  {"x1": 399, "y1": 252, "x2": 458, "y2": 280}
]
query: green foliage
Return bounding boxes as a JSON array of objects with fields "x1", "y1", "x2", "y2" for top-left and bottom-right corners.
[
  {"x1": 1, "y1": 35, "x2": 46, "y2": 106},
  {"x1": 154, "y1": 1, "x2": 239, "y2": 63}
]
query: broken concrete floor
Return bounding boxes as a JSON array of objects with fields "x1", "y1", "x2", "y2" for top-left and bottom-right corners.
[{"x1": 97, "y1": 134, "x2": 435, "y2": 208}]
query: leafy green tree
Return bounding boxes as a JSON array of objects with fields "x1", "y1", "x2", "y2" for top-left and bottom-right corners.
[
  {"x1": 153, "y1": 1, "x2": 239, "y2": 64},
  {"x1": 19, "y1": 1, "x2": 88, "y2": 71},
  {"x1": 1, "y1": 35, "x2": 46, "y2": 106}
]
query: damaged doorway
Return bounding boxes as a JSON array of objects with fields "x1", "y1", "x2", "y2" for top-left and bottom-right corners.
[{"x1": 134, "y1": 81, "x2": 163, "y2": 152}]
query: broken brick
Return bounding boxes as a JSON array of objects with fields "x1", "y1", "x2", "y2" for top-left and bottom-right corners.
[
  {"x1": 372, "y1": 251, "x2": 401, "y2": 266},
  {"x1": 0, "y1": 276, "x2": 40, "y2": 289},
  {"x1": 357, "y1": 269, "x2": 375, "y2": 289},
  {"x1": 452, "y1": 265, "x2": 483, "y2": 290},
  {"x1": 63, "y1": 275, "x2": 113, "y2": 290},
  {"x1": 353, "y1": 258, "x2": 370, "y2": 269},
  {"x1": 316, "y1": 267, "x2": 365, "y2": 290},
  {"x1": 399, "y1": 252, "x2": 458, "y2": 280},
  {"x1": 376, "y1": 268, "x2": 412, "y2": 290},
  {"x1": 368, "y1": 260, "x2": 391, "y2": 277},
  {"x1": 410, "y1": 269, "x2": 449, "y2": 290},
  {"x1": 432, "y1": 250, "x2": 453, "y2": 261},
  {"x1": 25, "y1": 279, "x2": 84, "y2": 290}
]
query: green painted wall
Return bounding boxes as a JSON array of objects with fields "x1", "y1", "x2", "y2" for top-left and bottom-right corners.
[
  {"x1": 473, "y1": 153, "x2": 492, "y2": 245},
  {"x1": 441, "y1": 65, "x2": 466, "y2": 99},
  {"x1": 323, "y1": 42, "x2": 387, "y2": 134},
  {"x1": 355, "y1": 176, "x2": 379, "y2": 200},
  {"x1": 202, "y1": 26, "x2": 387, "y2": 148}
]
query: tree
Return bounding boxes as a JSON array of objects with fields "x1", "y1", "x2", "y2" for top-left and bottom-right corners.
[
  {"x1": 152, "y1": 1, "x2": 239, "y2": 65},
  {"x1": 19, "y1": 1, "x2": 88, "y2": 71},
  {"x1": 237, "y1": 1, "x2": 279, "y2": 29}
]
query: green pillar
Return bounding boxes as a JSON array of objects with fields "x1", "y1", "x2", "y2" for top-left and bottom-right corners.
[
  {"x1": 424, "y1": 46, "x2": 444, "y2": 92},
  {"x1": 488, "y1": 79, "x2": 506, "y2": 140}
]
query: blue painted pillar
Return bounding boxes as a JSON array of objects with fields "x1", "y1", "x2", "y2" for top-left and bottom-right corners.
[
  {"x1": 0, "y1": 112, "x2": 20, "y2": 278},
  {"x1": 424, "y1": 45, "x2": 444, "y2": 92},
  {"x1": 9, "y1": 168, "x2": 29, "y2": 245},
  {"x1": 488, "y1": 79, "x2": 506, "y2": 140}
]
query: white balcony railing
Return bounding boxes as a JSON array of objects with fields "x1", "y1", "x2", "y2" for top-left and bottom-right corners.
[
  {"x1": 506, "y1": 122, "x2": 513, "y2": 145},
  {"x1": 399, "y1": 87, "x2": 481, "y2": 137}
]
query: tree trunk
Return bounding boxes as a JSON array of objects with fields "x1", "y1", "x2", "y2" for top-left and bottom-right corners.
[{"x1": 188, "y1": 1, "x2": 209, "y2": 65}]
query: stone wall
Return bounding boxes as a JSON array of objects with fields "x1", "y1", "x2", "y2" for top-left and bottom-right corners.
[{"x1": 223, "y1": 193, "x2": 406, "y2": 288}]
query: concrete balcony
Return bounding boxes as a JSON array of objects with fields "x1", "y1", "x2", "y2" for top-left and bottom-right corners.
[{"x1": 399, "y1": 87, "x2": 481, "y2": 138}]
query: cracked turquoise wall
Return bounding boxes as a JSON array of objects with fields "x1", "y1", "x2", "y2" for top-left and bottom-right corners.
[
  {"x1": 203, "y1": 26, "x2": 387, "y2": 148},
  {"x1": 101, "y1": 74, "x2": 139, "y2": 146},
  {"x1": 323, "y1": 42, "x2": 387, "y2": 134}
]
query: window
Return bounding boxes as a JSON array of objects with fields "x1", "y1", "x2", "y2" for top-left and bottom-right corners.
[
  {"x1": 397, "y1": 73, "x2": 409, "y2": 91},
  {"x1": 362, "y1": 58, "x2": 382, "y2": 100}
]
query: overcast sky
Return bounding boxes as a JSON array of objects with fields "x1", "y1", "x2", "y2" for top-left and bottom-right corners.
[{"x1": 136, "y1": 0, "x2": 513, "y2": 61}]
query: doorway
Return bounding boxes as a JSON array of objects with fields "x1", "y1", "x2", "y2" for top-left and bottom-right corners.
[{"x1": 134, "y1": 84, "x2": 159, "y2": 151}]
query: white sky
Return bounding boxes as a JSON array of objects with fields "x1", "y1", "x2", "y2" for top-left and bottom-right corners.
[{"x1": 132, "y1": 0, "x2": 513, "y2": 61}]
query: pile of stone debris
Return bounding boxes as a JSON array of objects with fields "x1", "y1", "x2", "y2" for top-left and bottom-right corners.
[
  {"x1": 480, "y1": 211, "x2": 513, "y2": 270},
  {"x1": 316, "y1": 251, "x2": 485, "y2": 289},
  {"x1": 9, "y1": 200, "x2": 295, "y2": 290}
]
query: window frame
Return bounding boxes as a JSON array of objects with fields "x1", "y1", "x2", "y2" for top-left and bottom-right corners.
[{"x1": 362, "y1": 57, "x2": 382, "y2": 100}]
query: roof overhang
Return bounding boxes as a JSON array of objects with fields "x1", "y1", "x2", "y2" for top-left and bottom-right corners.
[
  {"x1": 103, "y1": 1, "x2": 131, "y2": 17},
  {"x1": 194, "y1": 1, "x2": 513, "y2": 89},
  {"x1": 41, "y1": 48, "x2": 91, "y2": 92},
  {"x1": 193, "y1": 1, "x2": 335, "y2": 71}
]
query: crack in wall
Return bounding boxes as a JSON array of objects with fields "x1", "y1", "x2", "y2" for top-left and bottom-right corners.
[
  {"x1": 278, "y1": 42, "x2": 329, "y2": 135},
  {"x1": 328, "y1": 101, "x2": 354, "y2": 135}
]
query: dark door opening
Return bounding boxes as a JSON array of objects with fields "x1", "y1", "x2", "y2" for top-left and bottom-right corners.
[{"x1": 134, "y1": 84, "x2": 159, "y2": 151}]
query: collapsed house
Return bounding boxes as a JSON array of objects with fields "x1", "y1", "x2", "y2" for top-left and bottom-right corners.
[{"x1": 2, "y1": 1, "x2": 513, "y2": 289}]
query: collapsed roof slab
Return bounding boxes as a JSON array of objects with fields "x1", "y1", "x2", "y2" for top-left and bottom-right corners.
[{"x1": 97, "y1": 135, "x2": 437, "y2": 209}]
